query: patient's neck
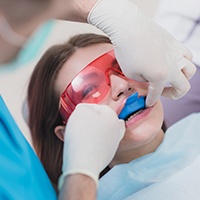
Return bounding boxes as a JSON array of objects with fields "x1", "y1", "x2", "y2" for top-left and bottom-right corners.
[{"x1": 109, "y1": 129, "x2": 164, "y2": 168}]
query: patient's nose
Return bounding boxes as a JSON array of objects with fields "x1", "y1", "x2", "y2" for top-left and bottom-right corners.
[{"x1": 110, "y1": 74, "x2": 134, "y2": 100}]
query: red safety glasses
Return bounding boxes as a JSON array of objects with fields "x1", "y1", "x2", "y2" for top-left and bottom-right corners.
[{"x1": 59, "y1": 50, "x2": 125, "y2": 123}]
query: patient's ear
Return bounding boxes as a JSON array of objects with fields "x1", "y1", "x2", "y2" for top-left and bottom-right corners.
[{"x1": 54, "y1": 125, "x2": 65, "y2": 142}]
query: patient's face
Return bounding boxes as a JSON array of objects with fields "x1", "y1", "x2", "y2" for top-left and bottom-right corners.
[{"x1": 55, "y1": 43, "x2": 164, "y2": 154}]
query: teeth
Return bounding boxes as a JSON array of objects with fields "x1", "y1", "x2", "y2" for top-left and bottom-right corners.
[{"x1": 125, "y1": 109, "x2": 143, "y2": 122}]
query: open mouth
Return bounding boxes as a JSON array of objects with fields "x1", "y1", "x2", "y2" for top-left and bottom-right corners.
[
  {"x1": 118, "y1": 92, "x2": 146, "y2": 121},
  {"x1": 124, "y1": 109, "x2": 144, "y2": 122}
]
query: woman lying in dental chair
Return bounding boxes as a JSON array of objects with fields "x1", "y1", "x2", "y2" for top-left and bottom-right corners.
[{"x1": 26, "y1": 33, "x2": 200, "y2": 200}]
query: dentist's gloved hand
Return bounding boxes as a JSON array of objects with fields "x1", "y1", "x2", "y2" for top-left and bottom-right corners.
[
  {"x1": 88, "y1": 0, "x2": 196, "y2": 107},
  {"x1": 58, "y1": 103, "x2": 125, "y2": 189}
]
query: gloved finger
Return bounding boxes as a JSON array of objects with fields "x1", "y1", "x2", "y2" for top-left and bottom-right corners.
[
  {"x1": 77, "y1": 103, "x2": 125, "y2": 137},
  {"x1": 79, "y1": 103, "x2": 114, "y2": 114},
  {"x1": 174, "y1": 39, "x2": 193, "y2": 60},
  {"x1": 91, "y1": 104, "x2": 126, "y2": 138},
  {"x1": 86, "y1": 103, "x2": 104, "y2": 113},
  {"x1": 75, "y1": 103, "x2": 93, "y2": 110},
  {"x1": 180, "y1": 45, "x2": 193, "y2": 61},
  {"x1": 177, "y1": 56, "x2": 196, "y2": 80},
  {"x1": 131, "y1": 74, "x2": 148, "y2": 82},
  {"x1": 145, "y1": 81, "x2": 165, "y2": 107},
  {"x1": 162, "y1": 73, "x2": 190, "y2": 100},
  {"x1": 92, "y1": 104, "x2": 115, "y2": 115},
  {"x1": 118, "y1": 66, "x2": 147, "y2": 82},
  {"x1": 75, "y1": 103, "x2": 107, "y2": 114}
]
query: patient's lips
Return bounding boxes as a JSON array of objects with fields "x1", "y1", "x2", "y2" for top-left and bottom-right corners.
[{"x1": 118, "y1": 92, "x2": 146, "y2": 121}]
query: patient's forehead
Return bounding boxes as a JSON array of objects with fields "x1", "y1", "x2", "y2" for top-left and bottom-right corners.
[{"x1": 55, "y1": 43, "x2": 113, "y2": 96}]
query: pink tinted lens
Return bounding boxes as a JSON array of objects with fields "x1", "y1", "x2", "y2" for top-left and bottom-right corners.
[{"x1": 67, "y1": 67, "x2": 110, "y2": 104}]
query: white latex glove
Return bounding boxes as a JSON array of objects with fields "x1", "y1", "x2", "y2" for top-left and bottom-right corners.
[
  {"x1": 58, "y1": 103, "x2": 125, "y2": 189},
  {"x1": 88, "y1": 0, "x2": 196, "y2": 107}
]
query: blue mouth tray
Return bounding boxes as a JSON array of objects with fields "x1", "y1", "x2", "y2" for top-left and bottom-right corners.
[{"x1": 118, "y1": 92, "x2": 146, "y2": 120}]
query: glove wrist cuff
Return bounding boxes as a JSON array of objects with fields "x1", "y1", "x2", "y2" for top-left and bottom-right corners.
[{"x1": 58, "y1": 170, "x2": 98, "y2": 191}]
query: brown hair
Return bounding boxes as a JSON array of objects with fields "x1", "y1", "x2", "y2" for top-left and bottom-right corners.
[{"x1": 27, "y1": 33, "x2": 111, "y2": 192}]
